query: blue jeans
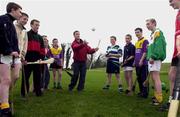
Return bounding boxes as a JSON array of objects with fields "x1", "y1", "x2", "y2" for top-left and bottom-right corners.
[{"x1": 69, "y1": 61, "x2": 86, "y2": 91}]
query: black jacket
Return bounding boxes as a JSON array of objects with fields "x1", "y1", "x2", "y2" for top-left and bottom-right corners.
[
  {"x1": 25, "y1": 30, "x2": 45, "y2": 62},
  {"x1": 0, "y1": 14, "x2": 19, "y2": 55}
]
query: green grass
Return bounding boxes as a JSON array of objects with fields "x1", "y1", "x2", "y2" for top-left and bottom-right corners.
[{"x1": 12, "y1": 63, "x2": 170, "y2": 117}]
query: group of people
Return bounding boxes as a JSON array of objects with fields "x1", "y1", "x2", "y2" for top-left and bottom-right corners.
[
  {"x1": 0, "y1": 2, "x2": 99, "y2": 117},
  {"x1": 102, "y1": 0, "x2": 180, "y2": 112},
  {"x1": 0, "y1": 0, "x2": 180, "y2": 116},
  {"x1": 103, "y1": 19, "x2": 166, "y2": 106}
]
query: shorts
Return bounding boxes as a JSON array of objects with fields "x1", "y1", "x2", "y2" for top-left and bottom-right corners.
[
  {"x1": 123, "y1": 66, "x2": 133, "y2": 71},
  {"x1": 50, "y1": 63, "x2": 62, "y2": 69},
  {"x1": 148, "y1": 60, "x2": 161, "y2": 72},
  {"x1": 0, "y1": 55, "x2": 21, "y2": 65},
  {"x1": 106, "y1": 60, "x2": 120, "y2": 73},
  {"x1": 171, "y1": 56, "x2": 179, "y2": 66}
]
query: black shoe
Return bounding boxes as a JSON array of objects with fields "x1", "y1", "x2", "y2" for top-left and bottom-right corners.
[
  {"x1": 103, "y1": 85, "x2": 110, "y2": 90},
  {"x1": 125, "y1": 89, "x2": 130, "y2": 94},
  {"x1": 57, "y1": 84, "x2": 62, "y2": 89},
  {"x1": 152, "y1": 98, "x2": 160, "y2": 106},
  {"x1": 1, "y1": 108, "x2": 12, "y2": 117},
  {"x1": 53, "y1": 82, "x2": 56, "y2": 89},
  {"x1": 36, "y1": 91, "x2": 43, "y2": 97},
  {"x1": 125, "y1": 89, "x2": 133, "y2": 96},
  {"x1": 159, "y1": 102, "x2": 170, "y2": 111}
]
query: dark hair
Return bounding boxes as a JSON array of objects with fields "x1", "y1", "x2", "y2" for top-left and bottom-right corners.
[
  {"x1": 135, "y1": 28, "x2": 143, "y2": 32},
  {"x1": 126, "y1": 34, "x2": 132, "y2": 39},
  {"x1": 73, "y1": 30, "x2": 79, "y2": 36},
  {"x1": 146, "y1": 18, "x2": 157, "y2": 26},
  {"x1": 30, "y1": 19, "x2": 40, "y2": 25},
  {"x1": 42, "y1": 35, "x2": 47, "y2": 38},
  {"x1": 52, "y1": 38, "x2": 58, "y2": 42},
  {"x1": 21, "y1": 12, "x2": 29, "y2": 18},
  {"x1": 6, "y1": 2, "x2": 22, "y2": 13},
  {"x1": 110, "y1": 36, "x2": 116, "y2": 41}
]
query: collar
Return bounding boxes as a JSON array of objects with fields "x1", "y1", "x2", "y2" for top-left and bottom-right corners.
[
  {"x1": 6, "y1": 13, "x2": 16, "y2": 22},
  {"x1": 15, "y1": 22, "x2": 26, "y2": 30},
  {"x1": 126, "y1": 42, "x2": 131, "y2": 46},
  {"x1": 138, "y1": 37, "x2": 144, "y2": 41},
  {"x1": 30, "y1": 29, "x2": 38, "y2": 34},
  {"x1": 75, "y1": 38, "x2": 83, "y2": 43}
]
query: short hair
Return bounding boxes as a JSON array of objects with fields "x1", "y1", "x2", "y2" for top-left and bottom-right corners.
[
  {"x1": 110, "y1": 36, "x2": 116, "y2": 41},
  {"x1": 6, "y1": 2, "x2": 22, "y2": 13},
  {"x1": 52, "y1": 38, "x2": 58, "y2": 42},
  {"x1": 135, "y1": 28, "x2": 143, "y2": 32},
  {"x1": 21, "y1": 12, "x2": 29, "y2": 18},
  {"x1": 146, "y1": 18, "x2": 157, "y2": 26},
  {"x1": 30, "y1": 19, "x2": 40, "y2": 25},
  {"x1": 73, "y1": 30, "x2": 79, "y2": 36},
  {"x1": 42, "y1": 35, "x2": 47, "y2": 38},
  {"x1": 126, "y1": 34, "x2": 132, "y2": 39}
]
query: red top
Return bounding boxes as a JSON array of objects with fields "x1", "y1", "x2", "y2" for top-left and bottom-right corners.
[
  {"x1": 173, "y1": 11, "x2": 180, "y2": 58},
  {"x1": 72, "y1": 39, "x2": 95, "y2": 62}
]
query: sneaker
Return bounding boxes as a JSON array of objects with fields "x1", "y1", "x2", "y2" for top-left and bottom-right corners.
[
  {"x1": 152, "y1": 98, "x2": 160, "y2": 106},
  {"x1": 159, "y1": 102, "x2": 170, "y2": 111},
  {"x1": 53, "y1": 82, "x2": 56, "y2": 89},
  {"x1": 125, "y1": 89, "x2": 133, "y2": 96},
  {"x1": 57, "y1": 85, "x2": 63, "y2": 89},
  {"x1": 1, "y1": 108, "x2": 12, "y2": 117},
  {"x1": 103, "y1": 85, "x2": 110, "y2": 90},
  {"x1": 118, "y1": 85, "x2": 123, "y2": 93}
]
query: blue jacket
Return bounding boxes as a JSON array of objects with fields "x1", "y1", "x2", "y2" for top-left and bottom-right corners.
[{"x1": 0, "y1": 14, "x2": 19, "y2": 55}]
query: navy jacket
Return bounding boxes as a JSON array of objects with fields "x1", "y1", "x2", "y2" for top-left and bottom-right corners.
[
  {"x1": 123, "y1": 43, "x2": 135, "y2": 67},
  {"x1": 0, "y1": 14, "x2": 19, "y2": 55}
]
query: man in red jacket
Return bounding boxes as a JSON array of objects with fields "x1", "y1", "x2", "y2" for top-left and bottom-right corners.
[{"x1": 69, "y1": 31, "x2": 98, "y2": 92}]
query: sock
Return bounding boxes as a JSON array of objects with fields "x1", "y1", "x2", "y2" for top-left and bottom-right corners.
[
  {"x1": 1, "y1": 103, "x2": 10, "y2": 110},
  {"x1": 154, "y1": 92, "x2": 163, "y2": 103}
]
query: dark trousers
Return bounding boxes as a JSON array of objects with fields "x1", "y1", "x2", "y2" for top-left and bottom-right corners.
[
  {"x1": 136, "y1": 65, "x2": 149, "y2": 97},
  {"x1": 69, "y1": 61, "x2": 86, "y2": 91},
  {"x1": 42, "y1": 64, "x2": 50, "y2": 89},
  {"x1": 21, "y1": 64, "x2": 42, "y2": 96}
]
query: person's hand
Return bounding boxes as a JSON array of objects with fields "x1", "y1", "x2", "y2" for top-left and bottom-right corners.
[
  {"x1": 139, "y1": 60, "x2": 143, "y2": 67},
  {"x1": 149, "y1": 58, "x2": 154, "y2": 64},
  {"x1": 10, "y1": 51, "x2": 19, "y2": 57},
  {"x1": 177, "y1": 52, "x2": 180, "y2": 59},
  {"x1": 124, "y1": 59, "x2": 128, "y2": 65},
  {"x1": 21, "y1": 59, "x2": 27, "y2": 65},
  {"x1": 95, "y1": 48, "x2": 99, "y2": 52},
  {"x1": 83, "y1": 40, "x2": 88, "y2": 45}
]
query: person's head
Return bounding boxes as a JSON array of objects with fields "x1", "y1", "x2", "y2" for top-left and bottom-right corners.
[
  {"x1": 135, "y1": 28, "x2": 143, "y2": 39},
  {"x1": 30, "y1": 19, "x2": 40, "y2": 32},
  {"x1": 125, "y1": 34, "x2": 132, "y2": 44},
  {"x1": 169, "y1": 0, "x2": 180, "y2": 9},
  {"x1": 52, "y1": 38, "x2": 59, "y2": 48},
  {"x1": 110, "y1": 36, "x2": 117, "y2": 45},
  {"x1": 42, "y1": 35, "x2": 49, "y2": 48},
  {"x1": 17, "y1": 12, "x2": 28, "y2": 26},
  {"x1": 146, "y1": 18, "x2": 157, "y2": 31},
  {"x1": 6, "y1": 2, "x2": 22, "y2": 20},
  {"x1": 73, "y1": 30, "x2": 80, "y2": 40}
]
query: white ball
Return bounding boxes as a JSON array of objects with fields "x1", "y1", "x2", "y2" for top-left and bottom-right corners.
[{"x1": 91, "y1": 28, "x2": 96, "y2": 31}]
